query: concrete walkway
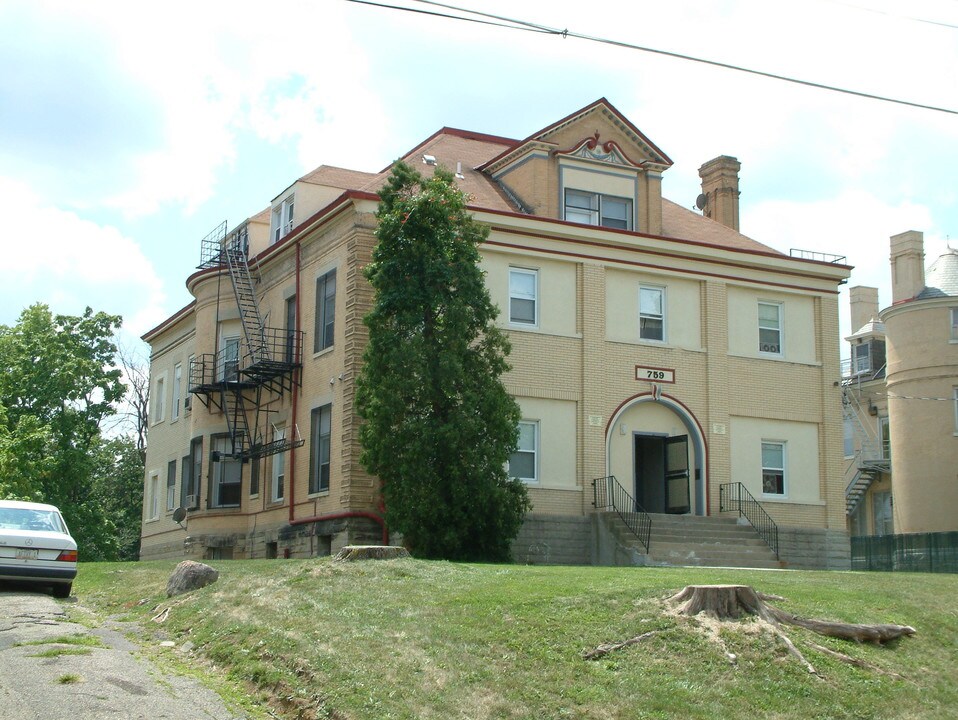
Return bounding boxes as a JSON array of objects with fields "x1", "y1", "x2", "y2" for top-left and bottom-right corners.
[{"x1": 0, "y1": 588, "x2": 249, "y2": 720}]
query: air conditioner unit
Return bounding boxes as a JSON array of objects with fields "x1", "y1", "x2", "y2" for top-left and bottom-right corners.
[{"x1": 186, "y1": 495, "x2": 197, "y2": 508}]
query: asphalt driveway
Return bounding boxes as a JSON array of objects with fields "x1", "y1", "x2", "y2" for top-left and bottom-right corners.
[{"x1": 0, "y1": 587, "x2": 248, "y2": 719}]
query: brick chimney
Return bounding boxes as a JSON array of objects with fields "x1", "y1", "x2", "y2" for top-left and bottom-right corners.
[
  {"x1": 890, "y1": 230, "x2": 925, "y2": 303},
  {"x1": 698, "y1": 155, "x2": 741, "y2": 231},
  {"x1": 848, "y1": 286, "x2": 879, "y2": 333}
]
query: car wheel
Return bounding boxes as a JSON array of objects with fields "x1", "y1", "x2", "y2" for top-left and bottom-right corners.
[{"x1": 51, "y1": 583, "x2": 72, "y2": 599}]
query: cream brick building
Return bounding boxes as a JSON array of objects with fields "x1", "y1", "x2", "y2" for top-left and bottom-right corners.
[
  {"x1": 140, "y1": 99, "x2": 852, "y2": 566},
  {"x1": 844, "y1": 232, "x2": 958, "y2": 537}
]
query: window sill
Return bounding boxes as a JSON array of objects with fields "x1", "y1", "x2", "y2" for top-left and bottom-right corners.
[
  {"x1": 307, "y1": 490, "x2": 330, "y2": 499},
  {"x1": 505, "y1": 326, "x2": 581, "y2": 340},
  {"x1": 312, "y1": 346, "x2": 334, "y2": 360}
]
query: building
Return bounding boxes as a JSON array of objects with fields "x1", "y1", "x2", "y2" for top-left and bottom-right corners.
[
  {"x1": 140, "y1": 98, "x2": 853, "y2": 567},
  {"x1": 844, "y1": 232, "x2": 958, "y2": 536}
]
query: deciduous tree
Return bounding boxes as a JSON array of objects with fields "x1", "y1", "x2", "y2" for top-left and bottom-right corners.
[{"x1": 356, "y1": 163, "x2": 530, "y2": 561}]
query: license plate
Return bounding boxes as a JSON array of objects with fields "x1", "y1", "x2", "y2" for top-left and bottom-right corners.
[{"x1": 16, "y1": 548, "x2": 39, "y2": 560}]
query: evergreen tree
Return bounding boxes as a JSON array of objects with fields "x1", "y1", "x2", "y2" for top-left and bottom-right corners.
[{"x1": 356, "y1": 162, "x2": 530, "y2": 561}]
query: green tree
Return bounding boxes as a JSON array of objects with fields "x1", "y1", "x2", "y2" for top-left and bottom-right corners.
[
  {"x1": 0, "y1": 304, "x2": 127, "y2": 559},
  {"x1": 91, "y1": 436, "x2": 144, "y2": 561},
  {"x1": 356, "y1": 162, "x2": 530, "y2": 562}
]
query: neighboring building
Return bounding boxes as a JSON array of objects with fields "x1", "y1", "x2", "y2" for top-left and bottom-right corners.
[
  {"x1": 140, "y1": 98, "x2": 852, "y2": 566},
  {"x1": 843, "y1": 232, "x2": 958, "y2": 536}
]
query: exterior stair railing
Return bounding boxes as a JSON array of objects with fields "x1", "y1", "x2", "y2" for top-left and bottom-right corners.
[
  {"x1": 592, "y1": 475, "x2": 651, "y2": 553},
  {"x1": 841, "y1": 381, "x2": 890, "y2": 515},
  {"x1": 719, "y1": 482, "x2": 779, "y2": 558}
]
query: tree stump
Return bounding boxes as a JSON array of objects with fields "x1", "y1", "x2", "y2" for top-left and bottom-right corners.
[
  {"x1": 670, "y1": 585, "x2": 771, "y2": 621},
  {"x1": 333, "y1": 545, "x2": 410, "y2": 562}
]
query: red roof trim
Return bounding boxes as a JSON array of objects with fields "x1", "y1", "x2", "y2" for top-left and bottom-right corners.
[
  {"x1": 141, "y1": 300, "x2": 197, "y2": 342},
  {"x1": 379, "y1": 127, "x2": 520, "y2": 174}
]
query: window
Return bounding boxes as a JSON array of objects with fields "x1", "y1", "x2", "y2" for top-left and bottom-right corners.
[
  {"x1": 843, "y1": 416, "x2": 855, "y2": 458},
  {"x1": 172, "y1": 364, "x2": 182, "y2": 421},
  {"x1": 309, "y1": 405, "x2": 331, "y2": 494},
  {"x1": 285, "y1": 295, "x2": 297, "y2": 363},
  {"x1": 951, "y1": 308, "x2": 958, "y2": 341},
  {"x1": 509, "y1": 421, "x2": 538, "y2": 483},
  {"x1": 509, "y1": 268, "x2": 538, "y2": 325},
  {"x1": 758, "y1": 302, "x2": 783, "y2": 355},
  {"x1": 761, "y1": 441, "x2": 785, "y2": 496},
  {"x1": 564, "y1": 190, "x2": 632, "y2": 230},
  {"x1": 180, "y1": 437, "x2": 203, "y2": 510},
  {"x1": 152, "y1": 377, "x2": 165, "y2": 424},
  {"x1": 314, "y1": 270, "x2": 336, "y2": 353},
  {"x1": 879, "y1": 416, "x2": 891, "y2": 460},
  {"x1": 639, "y1": 286, "x2": 665, "y2": 341},
  {"x1": 272, "y1": 194, "x2": 295, "y2": 244},
  {"x1": 210, "y1": 435, "x2": 241, "y2": 508},
  {"x1": 166, "y1": 460, "x2": 177, "y2": 512},
  {"x1": 185, "y1": 355, "x2": 195, "y2": 411},
  {"x1": 218, "y1": 336, "x2": 240, "y2": 381},
  {"x1": 271, "y1": 425, "x2": 286, "y2": 502},
  {"x1": 872, "y1": 491, "x2": 893, "y2": 536},
  {"x1": 148, "y1": 473, "x2": 159, "y2": 520},
  {"x1": 249, "y1": 456, "x2": 260, "y2": 497},
  {"x1": 852, "y1": 342, "x2": 870, "y2": 375},
  {"x1": 954, "y1": 387, "x2": 958, "y2": 433}
]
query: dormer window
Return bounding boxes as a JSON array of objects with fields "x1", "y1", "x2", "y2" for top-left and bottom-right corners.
[
  {"x1": 852, "y1": 342, "x2": 871, "y2": 374},
  {"x1": 272, "y1": 194, "x2": 295, "y2": 244},
  {"x1": 564, "y1": 189, "x2": 632, "y2": 231}
]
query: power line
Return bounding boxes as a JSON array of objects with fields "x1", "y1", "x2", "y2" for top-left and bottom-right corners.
[
  {"x1": 820, "y1": 0, "x2": 958, "y2": 31},
  {"x1": 345, "y1": 0, "x2": 958, "y2": 116}
]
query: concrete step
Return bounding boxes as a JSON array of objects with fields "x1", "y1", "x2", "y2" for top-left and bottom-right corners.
[{"x1": 599, "y1": 512, "x2": 782, "y2": 569}]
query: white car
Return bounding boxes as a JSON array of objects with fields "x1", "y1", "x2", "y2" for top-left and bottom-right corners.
[{"x1": 0, "y1": 500, "x2": 77, "y2": 598}]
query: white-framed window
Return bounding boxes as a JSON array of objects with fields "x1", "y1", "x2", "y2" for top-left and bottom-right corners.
[
  {"x1": 954, "y1": 387, "x2": 958, "y2": 433},
  {"x1": 872, "y1": 490, "x2": 893, "y2": 536},
  {"x1": 758, "y1": 302, "x2": 783, "y2": 355},
  {"x1": 851, "y1": 342, "x2": 870, "y2": 375},
  {"x1": 639, "y1": 285, "x2": 665, "y2": 342},
  {"x1": 172, "y1": 363, "x2": 182, "y2": 421},
  {"x1": 272, "y1": 194, "x2": 295, "y2": 244},
  {"x1": 564, "y1": 189, "x2": 632, "y2": 230},
  {"x1": 152, "y1": 377, "x2": 165, "y2": 424},
  {"x1": 951, "y1": 307, "x2": 958, "y2": 342},
  {"x1": 184, "y1": 355, "x2": 195, "y2": 412},
  {"x1": 166, "y1": 460, "x2": 177, "y2": 512},
  {"x1": 761, "y1": 441, "x2": 785, "y2": 496},
  {"x1": 217, "y1": 336, "x2": 240, "y2": 381},
  {"x1": 271, "y1": 425, "x2": 286, "y2": 503},
  {"x1": 314, "y1": 270, "x2": 336, "y2": 353},
  {"x1": 509, "y1": 268, "x2": 538, "y2": 326},
  {"x1": 879, "y1": 416, "x2": 891, "y2": 460},
  {"x1": 509, "y1": 421, "x2": 538, "y2": 483},
  {"x1": 148, "y1": 471, "x2": 160, "y2": 520}
]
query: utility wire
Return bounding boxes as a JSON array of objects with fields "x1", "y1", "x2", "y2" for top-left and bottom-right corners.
[
  {"x1": 820, "y1": 0, "x2": 958, "y2": 30},
  {"x1": 346, "y1": 0, "x2": 958, "y2": 116}
]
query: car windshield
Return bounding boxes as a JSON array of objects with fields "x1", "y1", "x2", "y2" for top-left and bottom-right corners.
[{"x1": 0, "y1": 508, "x2": 66, "y2": 533}]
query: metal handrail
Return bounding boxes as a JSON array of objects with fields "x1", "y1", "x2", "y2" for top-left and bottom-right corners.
[
  {"x1": 592, "y1": 475, "x2": 652, "y2": 553},
  {"x1": 719, "y1": 482, "x2": 779, "y2": 559}
]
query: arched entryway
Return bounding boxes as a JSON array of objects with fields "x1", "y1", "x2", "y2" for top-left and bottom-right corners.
[{"x1": 605, "y1": 392, "x2": 708, "y2": 516}]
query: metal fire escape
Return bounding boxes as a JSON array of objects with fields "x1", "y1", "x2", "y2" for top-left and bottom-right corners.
[
  {"x1": 842, "y1": 368, "x2": 890, "y2": 516},
  {"x1": 188, "y1": 220, "x2": 305, "y2": 460}
]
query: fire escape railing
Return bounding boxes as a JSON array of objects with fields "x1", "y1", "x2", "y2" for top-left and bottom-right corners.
[
  {"x1": 719, "y1": 482, "x2": 779, "y2": 559},
  {"x1": 592, "y1": 475, "x2": 651, "y2": 553},
  {"x1": 190, "y1": 220, "x2": 304, "y2": 460}
]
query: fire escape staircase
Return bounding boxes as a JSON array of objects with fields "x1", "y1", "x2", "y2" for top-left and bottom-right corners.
[
  {"x1": 842, "y1": 383, "x2": 890, "y2": 516},
  {"x1": 189, "y1": 221, "x2": 305, "y2": 461}
]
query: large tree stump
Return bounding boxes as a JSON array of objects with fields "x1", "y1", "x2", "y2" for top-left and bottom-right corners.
[
  {"x1": 670, "y1": 585, "x2": 771, "y2": 621},
  {"x1": 333, "y1": 545, "x2": 410, "y2": 562}
]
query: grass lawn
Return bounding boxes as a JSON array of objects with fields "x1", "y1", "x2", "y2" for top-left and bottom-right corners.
[{"x1": 74, "y1": 560, "x2": 958, "y2": 719}]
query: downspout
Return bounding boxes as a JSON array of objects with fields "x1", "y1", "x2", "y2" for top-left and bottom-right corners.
[{"x1": 289, "y1": 239, "x2": 301, "y2": 524}]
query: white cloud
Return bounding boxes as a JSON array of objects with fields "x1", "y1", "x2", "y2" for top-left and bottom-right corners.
[{"x1": 0, "y1": 177, "x2": 166, "y2": 336}]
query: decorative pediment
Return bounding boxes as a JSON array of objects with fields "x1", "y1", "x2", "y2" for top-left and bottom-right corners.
[{"x1": 558, "y1": 132, "x2": 637, "y2": 168}]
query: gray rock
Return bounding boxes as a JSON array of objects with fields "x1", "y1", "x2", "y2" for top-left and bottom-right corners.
[{"x1": 166, "y1": 560, "x2": 219, "y2": 597}]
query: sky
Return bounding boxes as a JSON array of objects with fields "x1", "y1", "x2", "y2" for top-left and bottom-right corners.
[{"x1": 1, "y1": 0, "x2": 956, "y2": 357}]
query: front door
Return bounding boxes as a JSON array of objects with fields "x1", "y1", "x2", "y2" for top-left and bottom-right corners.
[
  {"x1": 664, "y1": 436, "x2": 691, "y2": 514},
  {"x1": 634, "y1": 434, "x2": 691, "y2": 514}
]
